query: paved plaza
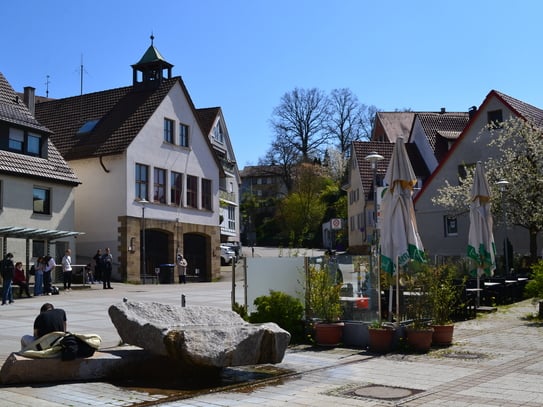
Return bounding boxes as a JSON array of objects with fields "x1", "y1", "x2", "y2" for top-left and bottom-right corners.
[{"x1": 0, "y1": 251, "x2": 542, "y2": 406}]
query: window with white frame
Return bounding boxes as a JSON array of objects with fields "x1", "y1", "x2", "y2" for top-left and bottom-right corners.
[{"x1": 228, "y1": 206, "x2": 235, "y2": 229}]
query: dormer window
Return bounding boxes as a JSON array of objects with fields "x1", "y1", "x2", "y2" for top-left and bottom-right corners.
[
  {"x1": 27, "y1": 134, "x2": 41, "y2": 156},
  {"x1": 7, "y1": 128, "x2": 44, "y2": 157},
  {"x1": 9, "y1": 128, "x2": 24, "y2": 151},
  {"x1": 77, "y1": 119, "x2": 99, "y2": 135},
  {"x1": 213, "y1": 122, "x2": 225, "y2": 143}
]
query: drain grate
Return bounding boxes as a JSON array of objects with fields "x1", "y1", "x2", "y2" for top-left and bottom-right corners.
[
  {"x1": 328, "y1": 382, "x2": 423, "y2": 404},
  {"x1": 443, "y1": 351, "x2": 484, "y2": 360},
  {"x1": 352, "y1": 384, "x2": 417, "y2": 400}
]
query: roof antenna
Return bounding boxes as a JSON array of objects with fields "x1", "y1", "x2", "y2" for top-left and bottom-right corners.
[
  {"x1": 45, "y1": 75, "x2": 50, "y2": 98},
  {"x1": 80, "y1": 54, "x2": 84, "y2": 96}
]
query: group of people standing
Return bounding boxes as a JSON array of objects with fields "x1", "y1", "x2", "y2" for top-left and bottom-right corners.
[
  {"x1": 92, "y1": 248, "x2": 113, "y2": 289},
  {"x1": 1, "y1": 252, "x2": 58, "y2": 303},
  {"x1": 1, "y1": 247, "x2": 115, "y2": 303}
]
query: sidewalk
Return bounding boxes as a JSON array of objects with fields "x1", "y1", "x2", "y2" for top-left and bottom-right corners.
[{"x1": 1, "y1": 279, "x2": 543, "y2": 406}]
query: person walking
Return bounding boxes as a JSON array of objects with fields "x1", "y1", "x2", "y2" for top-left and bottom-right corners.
[
  {"x1": 102, "y1": 248, "x2": 113, "y2": 289},
  {"x1": 1, "y1": 253, "x2": 15, "y2": 305},
  {"x1": 61, "y1": 249, "x2": 73, "y2": 291},
  {"x1": 177, "y1": 253, "x2": 188, "y2": 284},
  {"x1": 13, "y1": 261, "x2": 31, "y2": 298}
]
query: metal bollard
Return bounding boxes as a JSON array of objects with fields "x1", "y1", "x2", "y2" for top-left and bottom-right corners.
[{"x1": 181, "y1": 294, "x2": 186, "y2": 307}]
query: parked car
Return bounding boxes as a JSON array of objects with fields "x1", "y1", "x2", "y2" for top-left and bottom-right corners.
[
  {"x1": 220, "y1": 245, "x2": 236, "y2": 266},
  {"x1": 223, "y1": 242, "x2": 241, "y2": 260}
]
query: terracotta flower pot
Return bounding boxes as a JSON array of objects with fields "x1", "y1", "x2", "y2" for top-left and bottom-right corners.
[
  {"x1": 314, "y1": 322, "x2": 344, "y2": 346},
  {"x1": 406, "y1": 327, "x2": 434, "y2": 353},
  {"x1": 368, "y1": 327, "x2": 395, "y2": 354},
  {"x1": 431, "y1": 324, "x2": 454, "y2": 346}
]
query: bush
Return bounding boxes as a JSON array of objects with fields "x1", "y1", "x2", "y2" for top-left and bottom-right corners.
[
  {"x1": 249, "y1": 290, "x2": 305, "y2": 343},
  {"x1": 525, "y1": 260, "x2": 543, "y2": 302}
]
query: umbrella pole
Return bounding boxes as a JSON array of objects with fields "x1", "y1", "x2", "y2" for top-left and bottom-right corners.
[
  {"x1": 388, "y1": 277, "x2": 393, "y2": 321},
  {"x1": 477, "y1": 267, "x2": 481, "y2": 308},
  {"x1": 396, "y1": 264, "x2": 400, "y2": 322},
  {"x1": 377, "y1": 251, "x2": 382, "y2": 322}
]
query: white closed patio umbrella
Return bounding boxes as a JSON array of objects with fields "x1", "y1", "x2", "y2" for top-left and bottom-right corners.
[
  {"x1": 467, "y1": 161, "x2": 496, "y2": 306},
  {"x1": 380, "y1": 137, "x2": 425, "y2": 320}
]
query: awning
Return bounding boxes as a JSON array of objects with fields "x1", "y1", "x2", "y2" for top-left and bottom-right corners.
[{"x1": 0, "y1": 226, "x2": 84, "y2": 241}]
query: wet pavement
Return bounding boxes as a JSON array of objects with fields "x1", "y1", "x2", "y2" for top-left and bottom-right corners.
[{"x1": 1, "y1": 258, "x2": 543, "y2": 406}]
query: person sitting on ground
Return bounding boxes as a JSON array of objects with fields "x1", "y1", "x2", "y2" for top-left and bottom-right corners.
[
  {"x1": 20, "y1": 303, "x2": 67, "y2": 349},
  {"x1": 13, "y1": 262, "x2": 31, "y2": 298}
]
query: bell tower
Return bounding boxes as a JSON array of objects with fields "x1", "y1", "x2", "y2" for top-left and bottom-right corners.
[{"x1": 132, "y1": 35, "x2": 174, "y2": 89}]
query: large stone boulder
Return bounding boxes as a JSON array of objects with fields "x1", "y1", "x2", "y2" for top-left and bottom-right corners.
[{"x1": 108, "y1": 301, "x2": 291, "y2": 369}]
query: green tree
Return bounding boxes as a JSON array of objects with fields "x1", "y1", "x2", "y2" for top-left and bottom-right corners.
[{"x1": 276, "y1": 163, "x2": 328, "y2": 246}]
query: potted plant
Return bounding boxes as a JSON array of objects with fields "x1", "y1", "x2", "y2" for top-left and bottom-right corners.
[
  {"x1": 306, "y1": 263, "x2": 344, "y2": 346},
  {"x1": 403, "y1": 262, "x2": 434, "y2": 353},
  {"x1": 427, "y1": 264, "x2": 459, "y2": 346},
  {"x1": 367, "y1": 320, "x2": 396, "y2": 354}
]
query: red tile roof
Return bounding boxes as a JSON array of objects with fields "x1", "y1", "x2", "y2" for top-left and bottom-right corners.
[
  {"x1": 34, "y1": 77, "x2": 185, "y2": 160},
  {"x1": 0, "y1": 72, "x2": 79, "y2": 185}
]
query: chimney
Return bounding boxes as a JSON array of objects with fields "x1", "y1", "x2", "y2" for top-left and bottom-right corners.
[
  {"x1": 468, "y1": 106, "x2": 477, "y2": 118},
  {"x1": 23, "y1": 86, "x2": 36, "y2": 115},
  {"x1": 440, "y1": 107, "x2": 446, "y2": 114}
]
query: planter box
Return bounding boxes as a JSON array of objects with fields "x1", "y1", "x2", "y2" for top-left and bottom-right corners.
[{"x1": 342, "y1": 321, "x2": 369, "y2": 348}]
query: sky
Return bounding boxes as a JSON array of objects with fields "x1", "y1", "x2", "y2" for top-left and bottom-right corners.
[{"x1": 3, "y1": 1, "x2": 543, "y2": 169}]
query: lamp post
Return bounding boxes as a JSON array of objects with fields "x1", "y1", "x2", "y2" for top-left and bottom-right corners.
[
  {"x1": 139, "y1": 199, "x2": 148, "y2": 282},
  {"x1": 496, "y1": 180, "x2": 509, "y2": 275},
  {"x1": 365, "y1": 151, "x2": 384, "y2": 316}
]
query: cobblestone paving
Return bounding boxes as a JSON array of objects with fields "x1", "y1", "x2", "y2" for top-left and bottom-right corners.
[{"x1": 0, "y1": 282, "x2": 541, "y2": 406}]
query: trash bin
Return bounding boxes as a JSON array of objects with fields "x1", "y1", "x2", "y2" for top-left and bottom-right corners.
[{"x1": 158, "y1": 264, "x2": 175, "y2": 284}]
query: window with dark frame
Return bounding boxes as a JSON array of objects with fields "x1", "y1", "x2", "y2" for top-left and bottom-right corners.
[
  {"x1": 27, "y1": 134, "x2": 41, "y2": 156},
  {"x1": 487, "y1": 109, "x2": 503, "y2": 127},
  {"x1": 135, "y1": 163, "x2": 149, "y2": 200},
  {"x1": 201, "y1": 178, "x2": 212, "y2": 210},
  {"x1": 186, "y1": 175, "x2": 198, "y2": 208},
  {"x1": 9, "y1": 129, "x2": 24, "y2": 151},
  {"x1": 164, "y1": 118, "x2": 174, "y2": 143},
  {"x1": 444, "y1": 216, "x2": 458, "y2": 237},
  {"x1": 171, "y1": 171, "x2": 183, "y2": 206},
  {"x1": 33, "y1": 187, "x2": 51, "y2": 214},
  {"x1": 153, "y1": 168, "x2": 166, "y2": 203},
  {"x1": 179, "y1": 123, "x2": 189, "y2": 147}
]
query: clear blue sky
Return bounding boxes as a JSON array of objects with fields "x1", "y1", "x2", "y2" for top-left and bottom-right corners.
[{"x1": 3, "y1": 1, "x2": 543, "y2": 168}]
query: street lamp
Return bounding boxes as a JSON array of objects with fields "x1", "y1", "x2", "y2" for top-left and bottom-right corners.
[
  {"x1": 496, "y1": 180, "x2": 510, "y2": 275},
  {"x1": 139, "y1": 199, "x2": 148, "y2": 282},
  {"x1": 365, "y1": 152, "x2": 384, "y2": 234},
  {"x1": 365, "y1": 151, "x2": 384, "y2": 315}
]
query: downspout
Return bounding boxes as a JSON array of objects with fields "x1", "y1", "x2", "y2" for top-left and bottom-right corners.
[{"x1": 99, "y1": 156, "x2": 110, "y2": 173}]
